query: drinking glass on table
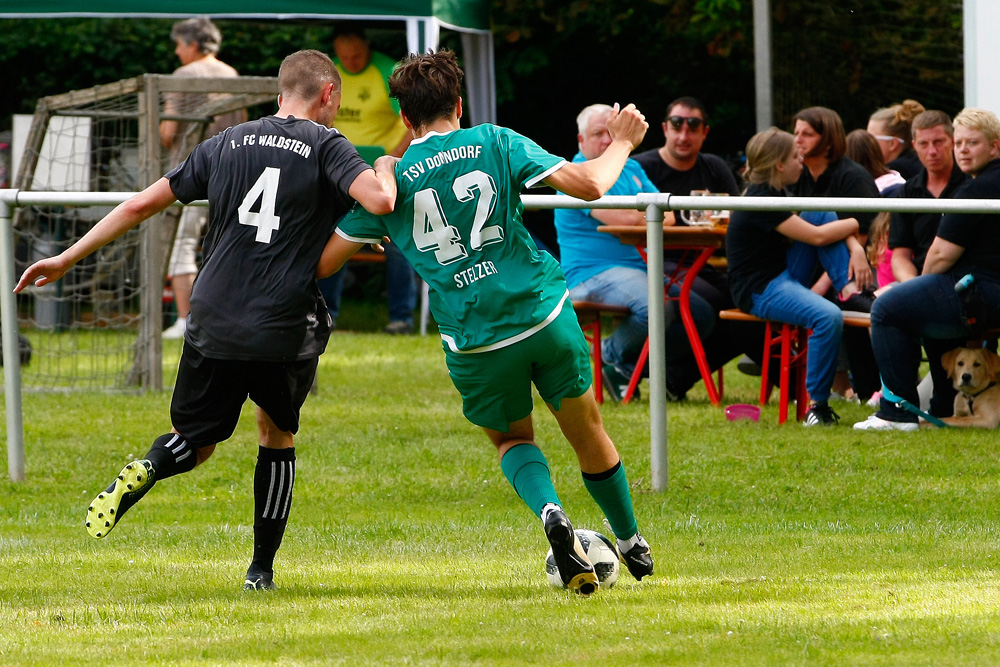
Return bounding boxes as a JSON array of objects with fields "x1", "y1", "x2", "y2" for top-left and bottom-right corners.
[{"x1": 680, "y1": 189, "x2": 712, "y2": 225}]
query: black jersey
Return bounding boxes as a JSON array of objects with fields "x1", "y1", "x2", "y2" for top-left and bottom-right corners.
[{"x1": 167, "y1": 115, "x2": 370, "y2": 361}]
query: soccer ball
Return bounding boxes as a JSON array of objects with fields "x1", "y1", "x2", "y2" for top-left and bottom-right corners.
[{"x1": 545, "y1": 528, "x2": 620, "y2": 590}]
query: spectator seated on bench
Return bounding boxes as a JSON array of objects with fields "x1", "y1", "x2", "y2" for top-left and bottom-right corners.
[{"x1": 726, "y1": 127, "x2": 872, "y2": 426}]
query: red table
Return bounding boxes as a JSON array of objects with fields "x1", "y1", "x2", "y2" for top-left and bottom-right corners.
[{"x1": 598, "y1": 224, "x2": 727, "y2": 406}]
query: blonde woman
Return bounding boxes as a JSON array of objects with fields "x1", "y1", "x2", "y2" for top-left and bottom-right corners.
[
  {"x1": 867, "y1": 99, "x2": 925, "y2": 179},
  {"x1": 726, "y1": 128, "x2": 866, "y2": 426}
]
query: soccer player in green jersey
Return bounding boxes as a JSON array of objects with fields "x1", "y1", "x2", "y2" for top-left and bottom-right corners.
[{"x1": 321, "y1": 50, "x2": 653, "y2": 594}]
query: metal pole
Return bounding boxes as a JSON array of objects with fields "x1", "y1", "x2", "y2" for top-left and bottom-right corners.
[
  {"x1": 753, "y1": 0, "x2": 773, "y2": 132},
  {"x1": 0, "y1": 193, "x2": 26, "y2": 482},
  {"x1": 645, "y1": 201, "x2": 668, "y2": 492}
]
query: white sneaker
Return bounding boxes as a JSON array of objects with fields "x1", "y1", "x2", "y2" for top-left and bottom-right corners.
[
  {"x1": 162, "y1": 317, "x2": 187, "y2": 340},
  {"x1": 852, "y1": 414, "x2": 918, "y2": 432}
]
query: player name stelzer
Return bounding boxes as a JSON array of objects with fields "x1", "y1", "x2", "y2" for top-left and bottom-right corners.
[
  {"x1": 402, "y1": 145, "x2": 483, "y2": 182},
  {"x1": 229, "y1": 134, "x2": 312, "y2": 159},
  {"x1": 454, "y1": 260, "x2": 499, "y2": 288}
]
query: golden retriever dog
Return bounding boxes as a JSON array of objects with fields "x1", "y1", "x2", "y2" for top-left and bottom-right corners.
[{"x1": 939, "y1": 347, "x2": 1000, "y2": 428}]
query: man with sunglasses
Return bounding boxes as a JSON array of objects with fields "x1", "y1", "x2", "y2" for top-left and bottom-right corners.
[
  {"x1": 633, "y1": 97, "x2": 754, "y2": 397},
  {"x1": 633, "y1": 96, "x2": 741, "y2": 202}
]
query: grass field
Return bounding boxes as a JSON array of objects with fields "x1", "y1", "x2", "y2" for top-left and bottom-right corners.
[{"x1": 3, "y1": 330, "x2": 1000, "y2": 665}]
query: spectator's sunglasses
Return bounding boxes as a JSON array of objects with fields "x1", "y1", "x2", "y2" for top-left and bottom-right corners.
[{"x1": 666, "y1": 115, "x2": 704, "y2": 131}]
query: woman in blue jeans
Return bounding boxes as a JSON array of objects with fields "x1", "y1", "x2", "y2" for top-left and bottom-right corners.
[{"x1": 726, "y1": 128, "x2": 871, "y2": 426}]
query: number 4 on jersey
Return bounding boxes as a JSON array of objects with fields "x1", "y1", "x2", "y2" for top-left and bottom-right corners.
[
  {"x1": 238, "y1": 167, "x2": 282, "y2": 243},
  {"x1": 412, "y1": 170, "x2": 501, "y2": 266}
]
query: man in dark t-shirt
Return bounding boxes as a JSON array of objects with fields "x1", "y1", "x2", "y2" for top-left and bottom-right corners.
[
  {"x1": 15, "y1": 50, "x2": 397, "y2": 590},
  {"x1": 631, "y1": 97, "x2": 751, "y2": 393},
  {"x1": 889, "y1": 111, "x2": 967, "y2": 280},
  {"x1": 632, "y1": 96, "x2": 741, "y2": 199}
]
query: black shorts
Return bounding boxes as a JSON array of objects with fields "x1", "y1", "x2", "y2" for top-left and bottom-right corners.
[{"x1": 170, "y1": 345, "x2": 318, "y2": 448}]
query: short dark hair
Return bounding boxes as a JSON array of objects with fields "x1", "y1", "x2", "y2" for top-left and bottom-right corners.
[
  {"x1": 278, "y1": 49, "x2": 341, "y2": 101},
  {"x1": 912, "y1": 110, "x2": 953, "y2": 137},
  {"x1": 665, "y1": 96, "x2": 707, "y2": 123},
  {"x1": 389, "y1": 50, "x2": 464, "y2": 130},
  {"x1": 793, "y1": 106, "x2": 846, "y2": 162},
  {"x1": 333, "y1": 25, "x2": 367, "y2": 43}
]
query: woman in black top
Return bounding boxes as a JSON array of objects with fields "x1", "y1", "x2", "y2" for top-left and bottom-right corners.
[
  {"x1": 791, "y1": 106, "x2": 881, "y2": 401},
  {"x1": 867, "y1": 99, "x2": 926, "y2": 180},
  {"x1": 727, "y1": 128, "x2": 867, "y2": 426}
]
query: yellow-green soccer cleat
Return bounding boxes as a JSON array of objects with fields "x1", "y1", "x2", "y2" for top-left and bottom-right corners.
[{"x1": 86, "y1": 460, "x2": 156, "y2": 538}]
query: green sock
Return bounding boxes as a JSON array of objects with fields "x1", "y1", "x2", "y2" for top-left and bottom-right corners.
[
  {"x1": 500, "y1": 443, "x2": 560, "y2": 517},
  {"x1": 582, "y1": 461, "x2": 638, "y2": 540}
]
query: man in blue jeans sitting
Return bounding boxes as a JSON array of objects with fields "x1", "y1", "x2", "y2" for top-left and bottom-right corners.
[{"x1": 554, "y1": 103, "x2": 717, "y2": 402}]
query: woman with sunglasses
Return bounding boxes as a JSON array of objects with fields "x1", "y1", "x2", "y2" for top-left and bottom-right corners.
[{"x1": 867, "y1": 100, "x2": 926, "y2": 180}]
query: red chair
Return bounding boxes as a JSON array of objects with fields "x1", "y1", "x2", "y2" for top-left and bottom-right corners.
[{"x1": 571, "y1": 300, "x2": 631, "y2": 404}]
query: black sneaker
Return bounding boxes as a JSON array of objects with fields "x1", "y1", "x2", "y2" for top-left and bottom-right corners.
[
  {"x1": 737, "y1": 354, "x2": 762, "y2": 377},
  {"x1": 243, "y1": 564, "x2": 277, "y2": 591},
  {"x1": 383, "y1": 320, "x2": 414, "y2": 335},
  {"x1": 544, "y1": 509, "x2": 599, "y2": 596},
  {"x1": 803, "y1": 402, "x2": 840, "y2": 426},
  {"x1": 602, "y1": 363, "x2": 639, "y2": 402},
  {"x1": 86, "y1": 460, "x2": 156, "y2": 538},
  {"x1": 618, "y1": 534, "x2": 654, "y2": 581},
  {"x1": 839, "y1": 290, "x2": 875, "y2": 313}
]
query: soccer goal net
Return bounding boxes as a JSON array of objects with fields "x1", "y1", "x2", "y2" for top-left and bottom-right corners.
[{"x1": 9, "y1": 74, "x2": 277, "y2": 392}]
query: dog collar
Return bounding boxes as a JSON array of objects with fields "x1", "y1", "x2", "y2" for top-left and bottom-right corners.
[{"x1": 964, "y1": 381, "x2": 997, "y2": 415}]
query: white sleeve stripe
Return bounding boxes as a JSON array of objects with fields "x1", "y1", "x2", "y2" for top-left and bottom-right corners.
[
  {"x1": 525, "y1": 160, "x2": 567, "y2": 189},
  {"x1": 335, "y1": 228, "x2": 381, "y2": 244}
]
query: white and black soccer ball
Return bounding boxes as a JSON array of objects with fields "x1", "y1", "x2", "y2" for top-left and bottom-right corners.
[{"x1": 545, "y1": 528, "x2": 620, "y2": 590}]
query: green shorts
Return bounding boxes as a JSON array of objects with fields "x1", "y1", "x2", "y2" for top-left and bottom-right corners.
[{"x1": 444, "y1": 301, "x2": 592, "y2": 432}]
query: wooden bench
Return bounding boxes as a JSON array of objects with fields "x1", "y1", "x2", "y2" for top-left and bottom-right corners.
[
  {"x1": 571, "y1": 300, "x2": 631, "y2": 404},
  {"x1": 719, "y1": 309, "x2": 871, "y2": 424}
]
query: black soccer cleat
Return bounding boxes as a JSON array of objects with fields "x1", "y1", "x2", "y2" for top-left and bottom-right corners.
[
  {"x1": 243, "y1": 564, "x2": 277, "y2": 591},
  {"x1": 86, "y1": 460, "x2": 156, "y2": 539},
  {"x1": 618, "y1": 534, "x2": 654, "y2": 581},
  {"x1": 544, "y1": 508, "x2": 599, "y2": 596}
]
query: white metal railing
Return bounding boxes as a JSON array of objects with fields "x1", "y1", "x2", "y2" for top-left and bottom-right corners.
[{"x1": 5, "y1": 188, "x2": 1000, "y2": 483}]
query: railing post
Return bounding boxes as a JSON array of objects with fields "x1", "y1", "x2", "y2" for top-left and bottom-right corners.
[
  {"x1": 645, "y1": 200, "x2": 668, "y2": 491},
  {"x1": 0, "y1": 192, "x2": 26, "y2": 482}
]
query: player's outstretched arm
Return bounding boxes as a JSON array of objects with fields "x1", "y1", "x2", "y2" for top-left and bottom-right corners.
[
  {"x1": 316, "y1": 234, "x2": 366, "y2": 279},
  {"x1": 543, "y1": 103, "x2": 648, "y2": 201},
  {"x1": 14, "y1": 178, "x2": 177, "y2": 293},
  {"x1": 348, "y1": 155, "x2": 399, "y2": 216}
]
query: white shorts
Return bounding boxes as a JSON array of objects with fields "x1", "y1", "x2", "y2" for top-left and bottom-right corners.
[{"x1": 168, "y1": 206, "x2": 207, "y2": 276}]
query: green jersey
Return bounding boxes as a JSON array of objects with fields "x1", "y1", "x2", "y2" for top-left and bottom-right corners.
[{"x1": 336, "y1": 124, "x2": 568, "y2": 353}]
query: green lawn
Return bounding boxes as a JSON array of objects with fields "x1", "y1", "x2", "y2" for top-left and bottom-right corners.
[{"x1": 3, "y1": 330, "x2": 1000, "y2": 665}]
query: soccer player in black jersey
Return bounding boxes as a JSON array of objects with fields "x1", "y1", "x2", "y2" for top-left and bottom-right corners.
[{"x1": 15, "y1": 50, "x2": 397, "y2": 591}]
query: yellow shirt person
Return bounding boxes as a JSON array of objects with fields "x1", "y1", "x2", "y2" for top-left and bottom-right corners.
[{"x1": 333, "y1": 31, "x2": 410, "y2": 157}]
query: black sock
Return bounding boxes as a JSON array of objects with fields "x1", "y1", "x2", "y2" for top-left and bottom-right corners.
[
  {"x1": 252, "y1": 446, "x2": 296, "y2": 574},
  {"x1": 144, "y1": 433, "x2": 197, "y2": 480}
]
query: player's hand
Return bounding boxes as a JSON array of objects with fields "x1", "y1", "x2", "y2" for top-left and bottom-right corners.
[
  {"x1": 14, "y1": 256, "x2": 71, "y2": 293},
  {"x1": 607, "y1": 103, "x2": 648, "y2": 150}
]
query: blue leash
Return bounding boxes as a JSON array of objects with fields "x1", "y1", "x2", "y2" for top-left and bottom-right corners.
[{"x1": 879, "y1": 382, "x2": 949, "y2": 428}]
